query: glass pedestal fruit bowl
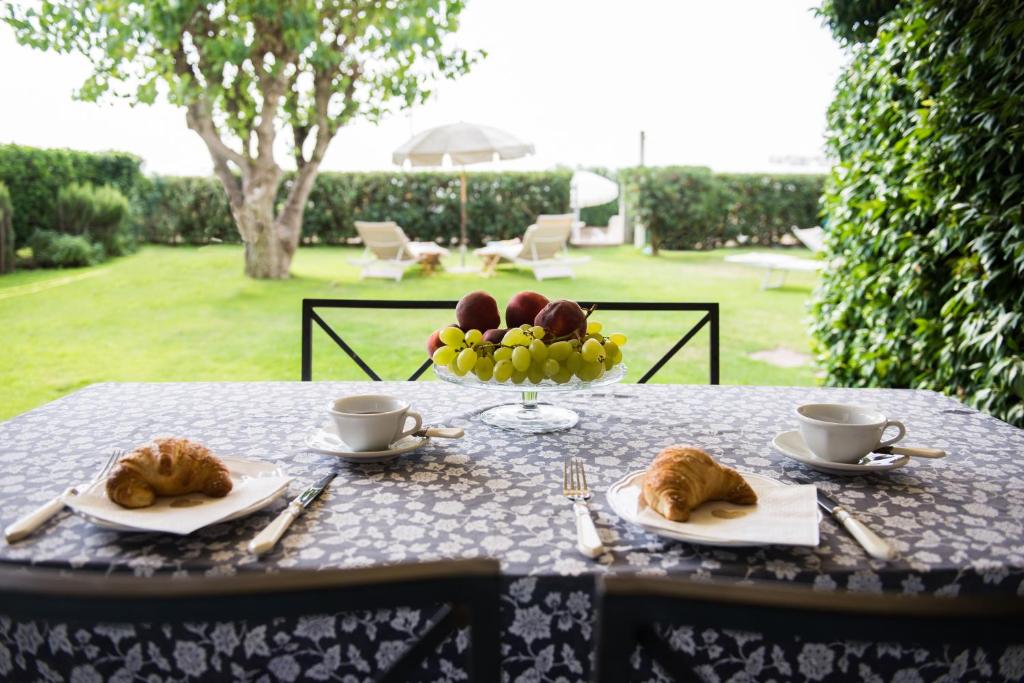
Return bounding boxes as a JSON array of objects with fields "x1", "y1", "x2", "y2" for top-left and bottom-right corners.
[{"x1": 435, "y1": 364, "x2": 625, "y2": 433}]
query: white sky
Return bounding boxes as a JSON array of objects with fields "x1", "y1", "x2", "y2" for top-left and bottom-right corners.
[{"x1": 0, "y1": 0, "x2": 844, "y2": 176}]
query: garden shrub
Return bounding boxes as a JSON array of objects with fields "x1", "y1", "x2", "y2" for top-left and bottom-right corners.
[
  {"x1": 0, "y1": 182, "x2": 13, "y2": 274},
  {"x1": 620, "y1": 167, "x2": 824, "y2": 251},
  {"x1": 0, "y1": 144, "x2": 141, "y2": 245},
  {"x1": 718, "y1": 174, "x2": 823, "y2": 245},
  {"x1": 136, "y1": 171, "x2": 572, "y2": 247},
  {"x1": 55, "y1": 183, "x2": 133, "y2": 256},
  {"x1": 136, "y1": 175, "x2": 237, "y2": 244},
  {"x1": 813, "y1": 0, "x2": 1024, "y2": 426},
  {"x1": 28, "y1": 230, "x2": 102, "y2": 268},
  {"x1": 621, "y1": 167, "x2": 730, "y2": 252}
]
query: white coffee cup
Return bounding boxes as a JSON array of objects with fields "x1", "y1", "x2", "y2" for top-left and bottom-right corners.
[
  {"x1": 328, "y1": 395, "x2": 423, "y2": 452},
  {"x1": 795, "y1": 403, "x2": 906, "y2": 463}
]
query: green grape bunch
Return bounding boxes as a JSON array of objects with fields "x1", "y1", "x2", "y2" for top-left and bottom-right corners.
[{"x1": 426, "y1": 291, "x2": 627, "y2": 385}]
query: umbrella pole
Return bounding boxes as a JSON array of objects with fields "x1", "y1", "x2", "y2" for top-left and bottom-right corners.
[{"x1": 459, "y1": 169, "x2": 468, "y2": 268}]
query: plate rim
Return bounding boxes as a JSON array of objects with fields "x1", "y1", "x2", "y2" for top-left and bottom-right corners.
[
  {"x1": 72, "y1": 454, "x2": 291, "y2": 533},
  {"x1": 305, "y1": 425, "x2": 428, "y2": 459},
  {"x1": 606, "y1": 469, "x2": 818, "y2": 547},
  {"x1": 771, "y1": 430, "x2": 909, "y2": 473}
]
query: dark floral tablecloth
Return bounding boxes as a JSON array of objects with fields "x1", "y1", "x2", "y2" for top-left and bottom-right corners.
[{"x1": 0, "y1": 382, "x2": 1022, "y2": 682}]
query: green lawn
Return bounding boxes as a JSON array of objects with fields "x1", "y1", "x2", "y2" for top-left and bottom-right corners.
[{"x1": 0, "y1": 245, "x2": 820, "y2": 420}]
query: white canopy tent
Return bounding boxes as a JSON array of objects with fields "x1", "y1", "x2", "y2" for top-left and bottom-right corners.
[
  {"x1": 570, "y1": 170, "x2": 619, "y2": 214},
  {"x1": 569, "y1": 170, "x2": 625, "y2": 246},
  {"x1": 393, "y1": 122, "x2": 535, "y2": 269}
]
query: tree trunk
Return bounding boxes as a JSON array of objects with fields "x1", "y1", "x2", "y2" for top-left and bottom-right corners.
[{"x1": 233, "y1": 167, "x2": 299, "y2": 280}]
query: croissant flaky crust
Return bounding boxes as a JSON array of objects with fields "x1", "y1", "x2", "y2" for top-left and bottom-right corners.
[
  {"x1": 642, "y1": 445, "x2": 757, "y2": 522},
  {"x1": 105, "y1": 438, "x2": 233, "y2": 509}
]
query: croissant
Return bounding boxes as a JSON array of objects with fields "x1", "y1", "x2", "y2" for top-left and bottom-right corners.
[
  {"x1": 642, "y1": 445, "x2": 757, "y2": 522},
  {"x1": 105, "y1": 437, "x2": 233, "y2": 509}
]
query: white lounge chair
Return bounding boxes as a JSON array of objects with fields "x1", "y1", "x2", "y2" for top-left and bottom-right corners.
[
  {"x1": 349, "y1": 221, "x2": 449, "y2": 282},
  {"x1": 475, "y1": 214, "x2": 590, "y2": 280},
  {"x1": 724, "y1": 252, "x2": 823, "y2": 290},
  {"x1": 792, "y1": 226, "x2": 825, "y2": 253}
]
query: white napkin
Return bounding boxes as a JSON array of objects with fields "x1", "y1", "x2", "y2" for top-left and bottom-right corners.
[
  {"x1": 609, "y1": 472, "x2": 820, "y2": 547},
  {"x1": 66, "y1": 475, "x2": 291, "y2": 535}
]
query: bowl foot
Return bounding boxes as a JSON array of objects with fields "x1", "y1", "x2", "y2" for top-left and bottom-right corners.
[{"x1": 480, "y1": 403, "x2": 579, "y2": 433}]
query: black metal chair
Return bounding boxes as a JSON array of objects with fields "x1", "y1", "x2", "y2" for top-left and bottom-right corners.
[
  {"x1": 301, "y1": 298, "x2": 719, "y2": 384},
  {"x1": 0, "y1": 558, "x2": 501, "y2": 683},
  {"x1": 594, "y1": 574, "x2": 1024, "y2": 683}
]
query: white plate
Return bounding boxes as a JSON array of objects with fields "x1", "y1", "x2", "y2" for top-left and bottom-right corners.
[
  {"x1": 607, "y1": 470, "x2": 821, "y2": 547},
  {"x1": 771, "y1": 430, "x2": 909, "y2": 476},
  {"x1": 305, "y1": 422, "x2": 429, "y2": 462},
  {"x1": 73, "y1": 456, "x2": 290, "y2": 533}
]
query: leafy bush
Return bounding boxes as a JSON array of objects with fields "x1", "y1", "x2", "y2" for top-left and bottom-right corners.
[
  {"x1": 0, "y1": 182, "x2": 13, "y2": 274},
  {"x1": 0, "y1": 144, "x2": 141, "y2": 246},
  {"x1": 28, "y1": 230, "x2": 102, "y2": 268},
  {"x1": 55, "y1": 183, "x2": 133, "y2": 256},
  {"x1": 813, "y1": 0, "x2": 1024, "y2": 426},
  {"x1": 136, "y1": 176, "x2": 237, "y2": 244},
  {"x1": 620, "y1": 167, "x2": 824, "y2": 251},
  {"x1": 718, "y1": 174, "x2": 823, "y2": 245},
  {"x1": 136, "y1": 171, "x2": 572, "y2": 247},
  {"x1": 621, "y1": 167, "x2": 727, "y2": 252}
]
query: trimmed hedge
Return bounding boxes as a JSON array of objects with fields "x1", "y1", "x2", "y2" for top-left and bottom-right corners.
[
  {"x1": 137, "y1": 171, "x2": 573, "y2": 246},
  {"x1": 814, "y1": 0, "x2": 1024, "y2": 426},
  {"x1": 621, "y1": 167, "x2": 824, "y2": 251},
  {"x1": 0, "y1": 144, "x2": 142, "y2": 246},
  {"x1": 0, "y1": 182, "x2": 12, "y2": 273}
]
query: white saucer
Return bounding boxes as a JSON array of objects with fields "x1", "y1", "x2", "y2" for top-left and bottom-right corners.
[
  {"x1": 305, "y1": 422, "x2": 429, "y2": 462},
  {"x1": 771, "y1": 430, "x2": 909, "y2": 476}
]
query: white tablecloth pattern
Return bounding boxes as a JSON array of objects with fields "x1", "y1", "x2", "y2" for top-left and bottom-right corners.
[{"x1": 1, "y1": 382, "x2": 1022, "y2": 682}]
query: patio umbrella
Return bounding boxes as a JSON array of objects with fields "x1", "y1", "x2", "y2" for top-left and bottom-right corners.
[{"x1": 393, "y1": 121, "x2": 535, "y2": 269}]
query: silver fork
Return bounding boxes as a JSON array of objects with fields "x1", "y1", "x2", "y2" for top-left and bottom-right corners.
[
  {"x1": 563, "y1": 456, "x2": 605, "y2": 559},
  {"x1": 4, "y1": 448, "x2": 124, "y2": 543}
]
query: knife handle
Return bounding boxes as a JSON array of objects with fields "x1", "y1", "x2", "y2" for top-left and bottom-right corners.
[
  {"x1": 888, "y1": 445, "x2": 946, "y2": 458},
  {"x1": 248, "y1": 501, "x2": 302, "y2": 556},
  {"x1": 834, "y1": 507, "x2": 896, "y2": 561},
  {"x1": 4, "y1": 488, "x2": 75, "y2": 543},
  {"x1": 423, "y1": 427, "x2": 464, "y2": 439}
]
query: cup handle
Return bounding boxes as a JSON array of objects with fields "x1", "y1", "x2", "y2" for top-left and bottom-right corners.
[
  {"x1": 396, "y1": 411, "x2": 423, "y2": 441},
  {"x1": 878, "y1": 420, "x2": 907, "y2": 449}
]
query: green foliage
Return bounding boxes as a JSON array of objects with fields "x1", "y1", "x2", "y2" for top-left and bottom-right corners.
[
  {"x1": 28, "y1": 230, "x2": 102, "y2": 268},
  {"x1": 136, "y1": 176, "x2": 237, "y2": 245},
  {"x1": 817, "y1": 0, "x2": 901, "y2": 44},
  {"x1": 0, "y1": 182, "x2": 13, "y2": 274},
  {"x1": 580, "y1": 200, "x2": 619, "y2": 228},
  {"x1": 814, "y1": 0, "x2": 1024, "y2": 426},
  {"x1": 55, "y1": 183, "x2": 133, "y2": 256},
  {"x1": 621, "y1": 167, "x2": 824, "y2": 251},
  {"x1": 136, "y1": 172, "x2": 571, "y2": 246},
  {"x1": 0, "y1": 144, "x2": 141, "y2": 245},
  {"x1": 718, "y1": 174, "x2": 825, "y2": 246}
]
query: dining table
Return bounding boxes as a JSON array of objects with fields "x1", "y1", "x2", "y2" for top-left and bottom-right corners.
[{"x1": 1, "y1": 380, "x2": 1022, "y2": 682}]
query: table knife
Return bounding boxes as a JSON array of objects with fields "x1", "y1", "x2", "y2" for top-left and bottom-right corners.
[
  {"x1": 248, "y1": 472, "x2": 335, "y2": 556},
  {"x1": 805, "y1": 483, "x2": 896, "y2": 561},
  {"x1": 873, "y1": 445, "x2": 945, "y2": 458}
]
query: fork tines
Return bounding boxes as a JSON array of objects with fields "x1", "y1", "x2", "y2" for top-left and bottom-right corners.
[{"x1": 562, "y1": 456, "x2": 590, "y2": 498}]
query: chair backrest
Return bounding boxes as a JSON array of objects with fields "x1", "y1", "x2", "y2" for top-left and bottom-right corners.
[
  {"x1": 792, "y1": 225, "x2": 825, "y2": 253},
  {"x1": 301, "y1": 299, "x2": 719, "y2": 384},
  {"x1": 520, "y1": 215, "x2": 573, "y2": 261},
  {"x1": 594, "y1": 574, "x2": 1024, "y2": 683},
  {"x1": 0, "y1": 558, "x2": 501, "y2": 683},
  {"x1": 355, "y1": 221, "x2": 414, "y2": 261}
]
